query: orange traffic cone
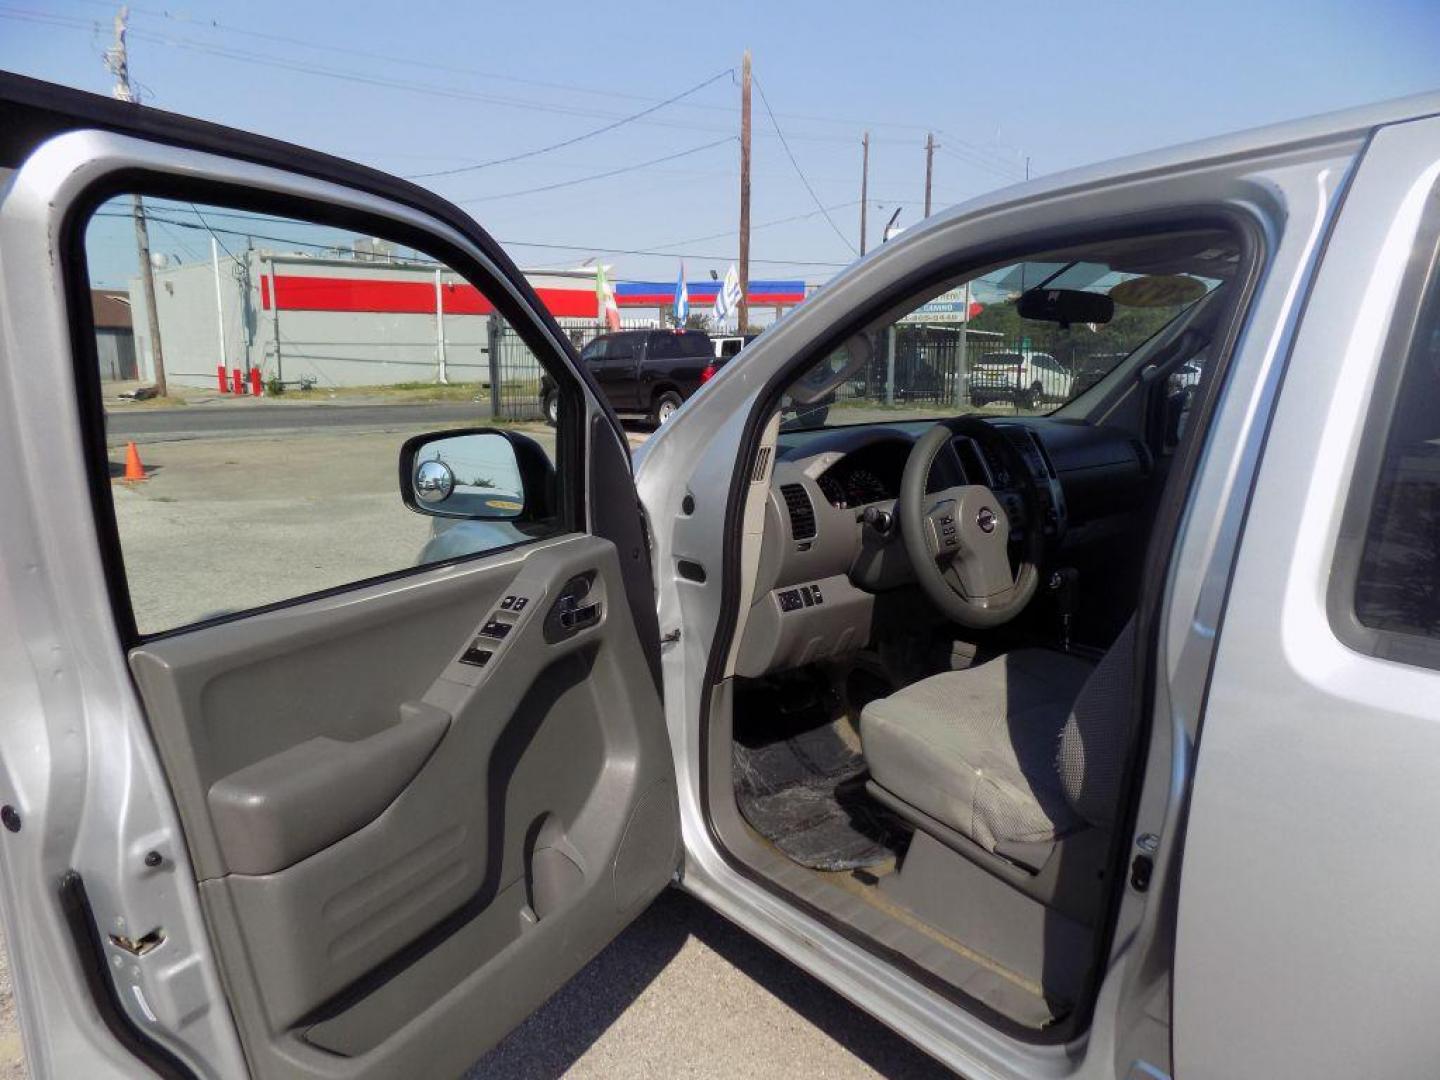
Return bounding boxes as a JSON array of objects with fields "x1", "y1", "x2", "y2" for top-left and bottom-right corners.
[{"x1": 122, "y1": 441, "x2": 147, "y2": 482}]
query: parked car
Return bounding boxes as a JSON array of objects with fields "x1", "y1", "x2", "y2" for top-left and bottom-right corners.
[
  {"x1": 968, "y1": 349, "x2": 1073, "y2": 407},
  {"x1": 7, "y1": 72, "x2": 1440, "y2": 1080},
  {"x1": 542, "y1": 327, "x2": 721, "y2": 426},
  {"x1": 711, "y1": 332, "x2": 758, "y2": 360}
]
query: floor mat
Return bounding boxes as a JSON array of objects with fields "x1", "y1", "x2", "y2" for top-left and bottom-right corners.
[{"x1": 733, "y1": 690, "x2": 907, "y2": 872}]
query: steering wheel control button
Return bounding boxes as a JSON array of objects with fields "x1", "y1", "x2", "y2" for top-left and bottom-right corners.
[
  {"x1": 460, "y1": 643, "x2": 493, "y2": 667},
  {"x1": 479, "y1": 619, "x2": 512, "y2": 640}
]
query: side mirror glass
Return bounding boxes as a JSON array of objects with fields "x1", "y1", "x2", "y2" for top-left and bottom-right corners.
[{"x1": 399, "y1": 429, "x2": 548, "y2": 520}]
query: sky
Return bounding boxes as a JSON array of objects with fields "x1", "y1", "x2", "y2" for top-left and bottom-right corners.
[{"x1": 5, "y1": 0, "x2": 1440, "y2": 291}]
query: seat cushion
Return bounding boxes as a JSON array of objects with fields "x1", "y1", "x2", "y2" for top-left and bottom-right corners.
[{"x1": 860, "y1": 649, "x2": 1095, "y2": 851}]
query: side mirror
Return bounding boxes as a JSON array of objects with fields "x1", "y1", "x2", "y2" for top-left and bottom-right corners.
[{"x1": 398, "y1": 429, "x2": 555, "y2": 520}]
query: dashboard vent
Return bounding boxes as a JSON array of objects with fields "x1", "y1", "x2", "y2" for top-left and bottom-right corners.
[
  {"x1": 752, "y1": 446, "x2": 772, "y2": 483},
  {"x1": 780, "y1": 483, "x2": 817, "y2": 541}
]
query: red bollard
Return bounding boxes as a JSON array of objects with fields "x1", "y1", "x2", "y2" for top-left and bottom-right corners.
[
  {"x1": 232, "y1": 368, "x2": 245, "y2": 395},
  {"x1": 218, "y1": 364, "x2": 229, "y2": 393},
  {"x1": 248, "y1": 367, "x2": 263, "y2": 397}
]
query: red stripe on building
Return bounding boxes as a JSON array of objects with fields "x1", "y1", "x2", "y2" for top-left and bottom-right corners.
[{"x1": 258, "y1": 275, "x2": 597, "y2": 319}]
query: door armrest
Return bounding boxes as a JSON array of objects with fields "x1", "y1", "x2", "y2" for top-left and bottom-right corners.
[{"x1": 207, "y1": 701, "x2": 451, "y2": 876}]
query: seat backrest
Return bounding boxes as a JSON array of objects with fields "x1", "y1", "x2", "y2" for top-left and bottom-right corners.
[{"x1": 1056, "y1": 618, "x2": 1137, "y2": 829}]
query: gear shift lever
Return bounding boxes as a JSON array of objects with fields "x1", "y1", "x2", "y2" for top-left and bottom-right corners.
[{"x1": 1048, "y1": 567, "x2": 1079, "y2": 652}]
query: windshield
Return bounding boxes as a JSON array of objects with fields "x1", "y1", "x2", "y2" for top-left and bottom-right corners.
[{"x1": 781, "y1": 229, "x2": 1233, "y2": 431}]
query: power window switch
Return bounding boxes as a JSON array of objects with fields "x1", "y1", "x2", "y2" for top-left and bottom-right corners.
[
  {"x1": 499, "y1": 595, "x2": 517, "y2": 610},
  {"x1": 480, "y1": 619, "x2": 512, "y2": 639},
  {"x1": 512, "y1": 597, "x2": 529, "y2": 611},
  {"x1": 460, "y1": 643, "x2": 493, "y2": 667}
]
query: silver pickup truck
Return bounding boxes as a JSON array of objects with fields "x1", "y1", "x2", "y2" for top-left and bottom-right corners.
[{"x1": 2, "y1": 71, "x2": 1440, "y2": 1080}]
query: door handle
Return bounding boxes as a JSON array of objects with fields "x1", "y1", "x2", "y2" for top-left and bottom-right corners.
[{"x1": 557, "y1": 596, "x2": 601, "y2": 630}]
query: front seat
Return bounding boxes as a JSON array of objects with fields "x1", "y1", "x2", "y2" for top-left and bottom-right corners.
[{"x1": 860, "y1": 620, "x2": 1136, "y2": 918}]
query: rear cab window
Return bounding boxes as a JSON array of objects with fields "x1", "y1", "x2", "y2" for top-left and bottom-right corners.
[{"x1": 1333, "y1": 204, "x2": 1440, "y2": 666}]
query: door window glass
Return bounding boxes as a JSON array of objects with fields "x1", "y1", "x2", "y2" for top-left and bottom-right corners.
[
  {"x1": 83, "y1": 195, "x2": 570, "y2": 635},
  {"x1": 1353, "y1": 270, "x2": 1440, "y2": 643}
]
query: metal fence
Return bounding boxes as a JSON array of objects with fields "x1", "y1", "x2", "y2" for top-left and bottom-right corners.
[
  {"x1": 487, "y1": 318, "x2": 658, "y2": 421},
  {"x1": 848, "y1": 325, "x2": 1187, "y2": 411}
]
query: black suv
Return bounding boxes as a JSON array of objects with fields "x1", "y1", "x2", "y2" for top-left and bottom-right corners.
[{"x1": 542, "y1": 328, "x2": 722, "y2": 426}]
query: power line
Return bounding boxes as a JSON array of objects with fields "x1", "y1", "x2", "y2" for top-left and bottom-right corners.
[
  {"x1": 751, "y1": 74, "x2": 858, "y2": 257},
  {"x1": 188, "y1": 203, "x2": 239, "y2": 262},
  {"x1": 3, "y1": 7, "x2": 990, "y2": 154},
  {"x1": 93, "y1": 210, "x2": 848, "y2": 269},
  {"x1": 935, "y1": 141, "x2": 1024, "y2": 183},
  {"x1": 407, "y1": 70, "x2": 734, "y2": 179},
  {"x1": 57, "y1": 0, "x2": 1024, "y2": 152},
  {"x1": 453, "y1": 137, "x2": 736, "y2": 203},
  {"x1": 648, "y1": 199, "x2": 867, "y2": 252}
]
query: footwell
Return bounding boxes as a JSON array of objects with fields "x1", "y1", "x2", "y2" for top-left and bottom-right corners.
[{"x1": 732, "y1": 680, "x2": 906, "y2": 872}]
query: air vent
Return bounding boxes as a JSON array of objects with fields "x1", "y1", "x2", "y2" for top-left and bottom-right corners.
[
  {"x1": 752, "y1": 446, "x2": 772, "y2": 483},
  {"x1": 780, "y1": 483, "x2": 817, "y2": 541},
  {"x1": 1027, "y1": 431, "x2": 1057, "y2": 478}
]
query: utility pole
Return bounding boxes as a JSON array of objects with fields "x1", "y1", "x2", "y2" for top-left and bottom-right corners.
[
  {"x1": 924, "y1": 132, "x2": 936, "y2": 219},
  {"x1": 105, "y1": 6, "x2": 167, "y2": 396},
  {"x1": 859, "y1": 131, "x2": 869, "y2": 256},
  {"x1": 737, "y1": 49, "x2": 752, "y2": 334}
]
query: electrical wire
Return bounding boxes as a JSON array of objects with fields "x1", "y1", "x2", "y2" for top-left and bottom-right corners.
[
  {"x1": 750, "y1": 75, "x2": 858, "y2": 257},
  {"x1": 452, "y1": 137, "x2": 735, "y2": 203},
  {"x1": 59, "y1": 0, "x2": 1026, "y2": 154},
  {"x1": 92, "y1": 210, "x2": 848, "y2": 269},
  {"x1": 407, "y1": 71, "x2": 735, "y2": 179}
]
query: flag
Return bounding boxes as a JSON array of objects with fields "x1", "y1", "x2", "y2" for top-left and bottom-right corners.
[
  {"x1": 673, "y1": 261, "x2": 689, "y2": 324},
  {"x1": 595, "y1": 264, "x2": 620, "y2": 331},
  {"x1": 711, "y1": 263, "x2": 743, "y2": 325}
]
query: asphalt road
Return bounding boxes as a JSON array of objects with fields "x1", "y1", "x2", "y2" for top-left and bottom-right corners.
[
  {"x1": 0, "y1": 890, "x2": 950, "y2": 1079},
  {"x1": 106, "y1": 401, "x2": 493, "y2": 443}
]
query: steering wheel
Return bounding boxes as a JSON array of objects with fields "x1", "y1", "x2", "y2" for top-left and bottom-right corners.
[{"x1": 898, "y1": 417, "x2": 1046, "y2": 628}]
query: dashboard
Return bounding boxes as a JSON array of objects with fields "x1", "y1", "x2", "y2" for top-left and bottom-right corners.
[{"x1": 732, "y1": 416, "x2": 1154, "y2": 679}]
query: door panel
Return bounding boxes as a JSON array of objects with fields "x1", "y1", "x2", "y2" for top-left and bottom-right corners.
[
  {"x1": 131, "y1": 533, "x2": 676, "y2": 1074},
  {"x1": 0, "y1": 73, "x2": 674, "y2": 1080}
]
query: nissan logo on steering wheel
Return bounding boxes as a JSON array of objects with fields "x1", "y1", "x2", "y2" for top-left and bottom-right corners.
[{"x1": 976, "y1": 507, "x2": 998, "y2": 534}]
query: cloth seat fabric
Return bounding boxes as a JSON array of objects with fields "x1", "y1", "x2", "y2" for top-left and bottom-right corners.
[{"x1": 860, "y1": 625, "x2": 1134, "y2": 854}]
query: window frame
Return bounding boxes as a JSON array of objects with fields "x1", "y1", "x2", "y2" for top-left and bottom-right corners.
[
  {"x1": 62, "y1": 168, "x2": 587, "y2": 646},
  {"x1": 1327, "y1": 179, "x2": 1440, "y2": 671}
]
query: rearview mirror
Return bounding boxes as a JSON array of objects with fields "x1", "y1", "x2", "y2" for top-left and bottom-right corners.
[
  {"x1": 1017, "y1": 288, "x2": 1114, "y2": 328},
  {"x1": 398, "y1": 429, "x2": 554, "y2": 520}
]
